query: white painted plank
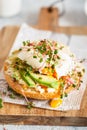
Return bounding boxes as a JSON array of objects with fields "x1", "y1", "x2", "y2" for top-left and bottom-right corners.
[
  {"x1": 0, "y1": 125, "x2": 87, "y2": 130},
  {"x1": 50, "y1": 32, "x2": 69, "y2": 45},
  {"x1": 69, "y1": 35, "x2": 87, "y2": 59}
]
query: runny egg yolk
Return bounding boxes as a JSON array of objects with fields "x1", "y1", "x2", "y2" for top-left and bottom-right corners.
[
  {"x1": 50, "y1": 98, "x2": 63, "y2": 108},
  {"x1": 41, "y1": 67, "x2": 57, "y2": 78},
  {"x1": 41, "y1": 67, "x2": 53, "y2": 76}
]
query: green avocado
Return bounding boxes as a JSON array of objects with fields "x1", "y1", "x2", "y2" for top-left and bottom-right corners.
[
  {"x1": 19, "y1": 70, "x2": 36, "y2": 87},
  {"x1": 29, "y1": 71, "x2": 59, "y2": 89}
]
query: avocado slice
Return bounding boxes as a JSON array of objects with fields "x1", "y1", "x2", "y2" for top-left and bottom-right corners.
[
  {"x1": 19, "y1": 70, "x2": 36, "y2": 88},
  {"x1": 29, "y1": 71, "x2": 59, "y2": 89}
]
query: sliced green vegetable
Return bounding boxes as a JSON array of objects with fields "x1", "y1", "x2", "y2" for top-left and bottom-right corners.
[
  {"x1": 28, "y1": 71, "x2": 59, "y2": 89},
  {"x1": 19, "y1": 70, "x2": 36, "y2": 88}
]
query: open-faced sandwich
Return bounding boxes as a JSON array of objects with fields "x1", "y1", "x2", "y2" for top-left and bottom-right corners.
[{"x1": 4, "y1": 39, "x2": 85, "y2": 108}]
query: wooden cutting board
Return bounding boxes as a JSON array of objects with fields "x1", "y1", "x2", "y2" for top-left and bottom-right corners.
[{"x1": 0, "y1": 8, "x2": 87, "y2": 126}]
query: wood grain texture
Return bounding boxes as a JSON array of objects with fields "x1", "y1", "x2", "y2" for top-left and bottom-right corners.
[
  {"x1": 0, "y1": 26, "x2": 19, "y2": 69},
  {"x1": 38, "y1": 7, "x2": 58, "y2": 30},
  {"x1": 0, "y1": 8, "x2": 87, "y2": 126}
]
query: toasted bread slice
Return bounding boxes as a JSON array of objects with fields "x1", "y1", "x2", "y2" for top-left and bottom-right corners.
[
  {"x1": 4, "y1": 62, "x2": 82, "y2": 100},
  {"x1": 3, "y1": 40, "x2": 84, "y2": 100}
]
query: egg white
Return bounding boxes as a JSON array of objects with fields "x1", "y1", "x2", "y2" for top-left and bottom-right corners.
[
  {"x1": 17, "y1": 49, "x2": 46, "y2": 69},
  {"x1": 55, "y1": 51, "x2": 75, "y2": 78},
  {"x1": 17, "y1": 48, "x2": 75, "y2": 78}
]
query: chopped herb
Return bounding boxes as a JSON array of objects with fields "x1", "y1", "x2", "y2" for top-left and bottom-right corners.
[
  {"x1": 27, "y1": 40, "x2": 30, "y2": 44},
  {"x1": 52, "y1": 64, "x2": 55, "y2": 69},
  {"x1": 57, "y1": 56, "x2": 61, "y2": 59},
  {"x1": 60, "y1": 94, "x2": 63, "y2": 99},
  {"x1": 35, "y1": 71, "x2": 39, "y2": 74},
  {"x1": 23, "y1": 41, "x2": 26, "y2": 46},
  {"x1": 82, "y1": 69, "x2": 85, "y2": 73},
  {"x1": 64, "y1": 93, "x2": 68, "y2": 97},
  {"x1": 19, "y1": 48, "x2": 22, "y2": 51},
  {"x1": 0, "y1": 98, "x2": 3, "y2": 108},
  {"x1": 72, "y1": 84, "x2": 76, "y2": 88},
  {"x1": 47, "y1": 57, "x2": 51, "y2": 63},
  {"x1": 8, "y1": 86, "x2": 13, "y2": 91},
  {"x1": 39, "y1": 77, "x2": 42, "y2": 80},
  {"x1": 47, "y1": 50, "x2": 52, "y2": 55},
  {"x1": 40, "y1": 40, "x2": 44, "y2": 42},
  {"x1": 36, "y1": 43, "x2": 46, "y2": 54},
  {"x1": 27, "y1": 101, "x2": 34, "y2": 109},
  {"x1": 8, "y1": 86, "x2": 23, "y2": 98},
  {"x1": 39, "y1": 58, "x2": 43, "y2": 63},
  {"x1": 17, "y1": 68, "x2": 19, "y2": 70},
  {"x1": 77, "y1": 72, "x2": 82, "y2": 77},
  {"x1": 27, "y1": 49, "x2": 30, "y2": 51},
  {"x1": 54, "y1": 49, "x2": 58, "y2": 54},
  {"x1": 33, "y1": 55, "x2": 37, "y2": 58},
  {"x1": 23, "y1": 41, "x2": 30, "y2": 46},
  {"x1": 80, "y1": 80, "x2": 83, "y2": 83},
  {"x1": 9, "y1": 93, "x2": 16, "y2": 99}
]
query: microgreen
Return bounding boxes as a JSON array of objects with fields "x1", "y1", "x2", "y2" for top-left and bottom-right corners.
[
  {"x1": 64, "y1": 93, "x2": 68, "y2": 97},
  {"x1": 23, "y1": 40, "x2": 30, "y2": 46},
  {"x1": 39, "y1": 77, "x2": 42, "y2": 80},
  {"x1": 0, "y1": 98, "x2": 3, "y2": 108},
  {"x1": 9, "y1": 93, "x2": 16, "y2": 99},
  {"x1": 27, "y1": 49, "x2": 30, "y2": 51},
  {"x1": 60, "y1": 94, "x2": 63, "y2": 99},
  {"x1": 33, "y1": 55, "x2": 37, "y2": 58},
  {"x1": 72, "y1": 84, "x2": 76, "y2": 88},
  {"x1": 27, "y1": 101, "x2": 34, "y2": 109},
  {"x1": 19, "y1": 48, "x2": 22, "y2": 51},
  {"x1": 54, "y1": 49, "x2": 58, "y2": 54},
  {"x1": 39, "y1": 58, "x2": 43, "y2": 63}
]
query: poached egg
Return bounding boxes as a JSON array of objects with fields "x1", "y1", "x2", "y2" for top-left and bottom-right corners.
[{"x1": 17, "y1": 47, "x2": 75, "y2": 78}]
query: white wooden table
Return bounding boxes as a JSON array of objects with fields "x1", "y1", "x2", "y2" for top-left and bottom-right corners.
[{"x1": 0, "y1": 125, "x2": 87, "y2": 130}]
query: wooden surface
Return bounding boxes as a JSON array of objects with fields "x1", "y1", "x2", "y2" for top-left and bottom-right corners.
[
  {"x1": 38, "y1": 7, "x2": 58, "y2": 30},
  {"x1": 0, "y1": 7, "x2": 87, "y2": 126}
]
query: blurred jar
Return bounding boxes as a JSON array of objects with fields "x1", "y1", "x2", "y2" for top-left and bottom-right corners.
[
  {"x1": 0, "y1": 0, "x2": 21, "y2": 17},
  {"x1": 56, "y1": 0, "x2": 65, "y2": 16},
  {"x1": 85, "y1": 0, "x2": 87, "y2": 15}
]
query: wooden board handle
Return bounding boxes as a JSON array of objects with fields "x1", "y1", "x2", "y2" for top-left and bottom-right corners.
[{"x1": 38, "y1": 7, "x2": 58, "y2": 30}]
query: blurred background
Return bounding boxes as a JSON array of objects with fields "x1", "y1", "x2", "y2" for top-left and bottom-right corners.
[{"x1": 0, "y1": 0, "x2": 87, "y2": 28}]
